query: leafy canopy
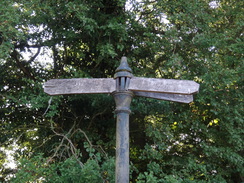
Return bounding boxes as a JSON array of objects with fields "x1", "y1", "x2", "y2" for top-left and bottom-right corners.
[{"x1": 0, "y1": 0, "x2": 243, "y2": 182}]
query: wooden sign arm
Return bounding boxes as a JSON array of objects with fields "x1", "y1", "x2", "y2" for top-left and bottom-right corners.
[
  {"x1": 43, "y1": 78, "x2": 116, "y2": 95},
  {"x1": 129, "y1": 77, "x2": 200, "y2": 95},
  {"x1": 134, "y1": 91, "x2": 194, "y2": 103}
]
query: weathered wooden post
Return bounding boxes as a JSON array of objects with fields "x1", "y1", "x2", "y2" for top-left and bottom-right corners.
[{"x1": 44, "y1": 56, "x2": 199, "y2": 183}]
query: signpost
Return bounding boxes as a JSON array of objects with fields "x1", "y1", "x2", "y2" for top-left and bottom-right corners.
[{"x1": 44, "y1": 56, "x2": 199, "y2": 183}]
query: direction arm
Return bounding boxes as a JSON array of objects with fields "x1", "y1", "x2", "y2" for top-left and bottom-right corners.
[
  {"x1": 44, "y1": 78, "x2": 116, "y2": 95},
  {"x1": 134, "y1": 91, "x2": 194, "y2": 103},
  {"x1": 129, "y1": 77, "x2": 199, "y2": 95}
]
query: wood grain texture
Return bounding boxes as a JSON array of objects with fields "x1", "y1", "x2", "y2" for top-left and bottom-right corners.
[
  {"x1": 44, "y1": 77, "x2": 200, "y2": 98},
  {"x1": 44, "y1": 78, "x2": 116, "y2": 95},
  {"x1": 134, "y1": 91, "x2": 194, "y2": 103},
  {"x1": 129, "y1": 77, "x2": 199, "y2": 94}
]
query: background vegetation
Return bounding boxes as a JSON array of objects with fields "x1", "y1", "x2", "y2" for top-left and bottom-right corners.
[{"x1": 0, "y1": 0, "x2": 243, "y2": 182}]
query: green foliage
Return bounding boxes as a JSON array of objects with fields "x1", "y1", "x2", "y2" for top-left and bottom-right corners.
[
  {"x1": 0, "y1": 0, "x2": 243, "y2": 182},
  {"x1": 11, "y1": 153, "x2": 115, "y2": 183}
]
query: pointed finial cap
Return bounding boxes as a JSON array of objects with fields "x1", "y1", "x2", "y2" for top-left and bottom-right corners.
[
  {"x1": 114, "y1": 57, "x2": 133, "y2": 78},
  {"x1": 116, "y1": 56, "x2": 132, "y2": 73}
]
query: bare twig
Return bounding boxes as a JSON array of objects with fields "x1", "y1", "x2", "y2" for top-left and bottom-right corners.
[
  {"x1": 48, "y1": 121, "x2": 84, "y2": 167},
  {"x1": 88, "y1": 108, "x2": 107, "y2": 129},
  {"x1": 43, "y1": 97, "x2": 52, "y2": 116},
  {"x1": 47, "y1": 118, "x2": 108, "y2": 168}
]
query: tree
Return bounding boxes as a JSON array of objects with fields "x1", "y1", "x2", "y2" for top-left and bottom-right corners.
[{"x1": 0, "y1": 0, "x2": 243, "y2": 182}]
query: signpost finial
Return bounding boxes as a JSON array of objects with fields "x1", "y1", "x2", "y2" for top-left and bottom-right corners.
[
  {"x1": 114, "y1": 57, "x2": 133, "y2": 79},
  {"x1": 114, "y1": 56, "x2": 133, "y2": 91}
]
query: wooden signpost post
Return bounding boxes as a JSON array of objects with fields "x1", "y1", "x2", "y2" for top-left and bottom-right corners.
[{"x1": 44, "y1": 56, "x2": 199, "y2": 183}]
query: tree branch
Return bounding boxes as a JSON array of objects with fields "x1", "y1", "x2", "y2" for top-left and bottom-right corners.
[
  {"x1": 10, "y1": 50, "x2": 35, "y2": 80},
  {"x1": 49, "y1": 122, "x2": 84, "y2": 167},
  {"x1": 27, "y1": 46, "x2": 41, "y2": 63}
]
